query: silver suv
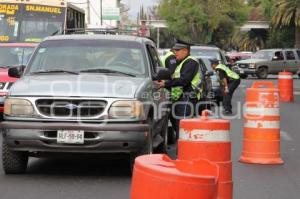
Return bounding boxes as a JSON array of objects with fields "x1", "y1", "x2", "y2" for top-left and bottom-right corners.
[
  {"x1": 234, "y1": 49, "x2": 300, "y2": 79},
  {"x1": 1, "y1": 34, "x2": 171, "y2": 174}
]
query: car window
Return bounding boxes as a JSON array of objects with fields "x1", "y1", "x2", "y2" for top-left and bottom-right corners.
[
  {"x1": 190, "y1": 48, "x2": 222, "y2": 60},
  {"x1": 253, "y1": 51, "x2": 273, "y2": 59},
  {"x1": 274, "y1": 51, "x2": 284, "y2": 60},
  {"x1": 0, "y1": 46, "x2": 35, "y2": 66},
  {"x1": 296, "y1": 50, "x2": 300, "y2": 59},
  {"x1": 146, "y1": 44, "x2": 162, "y2": 74},
  {"x1": 285, "y1": 51, "x2": 295, "y2": 60},
  {"x1": 27, "y1": 40, "x2": 146, "y2": 76},
  {"x1": 197, "y1": 58, "x2": 207, "y2": 74}
]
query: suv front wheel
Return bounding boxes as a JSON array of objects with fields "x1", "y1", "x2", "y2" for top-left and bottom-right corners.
[
  {"x1": 257, "y1": 67, "x2": 268, "y2": 79},
  {"x1": 2, "y1": 139, "x2": 28, "y2": 174},
  {"x1": 129, "y1": 117, "x2": 154, "y2": 172}
]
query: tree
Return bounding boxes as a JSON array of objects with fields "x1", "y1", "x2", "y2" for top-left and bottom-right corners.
[
  {"x1": 271, "y1": 0, "x2": 300, "y2": 48},
  {"x1": 157, "y1": 0, "x2": 249, "y2": 47}
]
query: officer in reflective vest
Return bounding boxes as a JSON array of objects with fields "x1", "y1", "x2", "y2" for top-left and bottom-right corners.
[
  {"x1": 155, "y1": 40, "x2": 203, "y2": 138},
  {"x1": 210, "y1": 58, "x2": 240, "y2": 115},
  {"x1": 161, "y1": 50, "x2": 177, "y2": 74}
]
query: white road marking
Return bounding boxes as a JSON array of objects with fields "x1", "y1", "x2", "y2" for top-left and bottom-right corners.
[
  {"x1": 281, "y1": 131, "x2": 292, "y2": 141},
  {"x1": 294, "y1": 91, "x2": 300, "y2": 95}
]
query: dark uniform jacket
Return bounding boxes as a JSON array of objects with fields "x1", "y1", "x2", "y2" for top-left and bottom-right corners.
[{"x1": 165, "y1": 57, "x2": 199, "y2": 93}]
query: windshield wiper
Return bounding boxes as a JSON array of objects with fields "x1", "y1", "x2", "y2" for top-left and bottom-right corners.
[
  {"x1": 79, "y1": 68, "x2": 136, "y2": 77},
  {"x1": 31, "y1": 69, "x2": 79, "y2": 75},
  {"x1": 0, "y1": 66, "x2": 9, "y2": 68}
]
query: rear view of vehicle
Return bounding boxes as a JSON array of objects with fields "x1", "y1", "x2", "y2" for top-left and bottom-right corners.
[
  {"x1": 190, "y1": 45, "x2": 229, "y2": 65},
  {"x1": 0, "y1": 43, "x2": 36, "y2": 118},
  {"x1": 198, "y1": 57, "x2": 223, "y2": 104}
]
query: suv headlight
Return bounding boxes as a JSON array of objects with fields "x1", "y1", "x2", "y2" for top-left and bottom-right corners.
[
  {"x1": 249, "y1": 63, "x2": 256, "y2": 69},
  {"x1": 108, "y1": 100, "x2": 144, "y2": 119},
  {"x1": 4, "y1": 98, "x2": 36, "y2": 117}
]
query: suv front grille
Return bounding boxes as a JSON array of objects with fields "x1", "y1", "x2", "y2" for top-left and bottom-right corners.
[
  {"x1": 36, "y1": 99, "x2": 107, "y2": 118},
  {"x1": 238, "y1": 64, "x2": 249, "y2": 68}
]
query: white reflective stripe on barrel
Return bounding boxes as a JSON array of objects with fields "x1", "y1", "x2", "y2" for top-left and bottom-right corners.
[
  {"x1": 278, "y1": 75, "x2": 292, "y2": 79},
  {"x1": 245, "y1": 107, "x2": 279, "y2": 116},
  {"x1": 244, "y1": 120, "x2": 280, "y2": 129},
  {"x1": 179, "y1": 129, "x2": 230, "y2": 142}
]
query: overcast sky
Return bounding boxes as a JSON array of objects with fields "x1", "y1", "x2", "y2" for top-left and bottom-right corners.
[{"x1": 121, "y1": 0, "x2": 158, "y2": 18}]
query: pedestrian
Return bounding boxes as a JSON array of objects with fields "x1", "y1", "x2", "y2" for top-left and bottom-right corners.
[
  {"x1": 160, "y1": 48, "x2": 177, "y2": 74},
  {"x1": 155, "y1": 39, "x2": 203, "y2": 139},
  {"x1": 210, "y1": 58, "x2": 240, "y2": 115}
]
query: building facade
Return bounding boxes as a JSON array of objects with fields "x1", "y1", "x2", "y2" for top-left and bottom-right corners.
[{"x1": 69, "y1": 0, "x2": 121, "y2": 28}]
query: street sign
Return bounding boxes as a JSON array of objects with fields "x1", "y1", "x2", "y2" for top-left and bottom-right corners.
[{"x1": 102, "y1": 7, "x2": 120, "y2": 20}]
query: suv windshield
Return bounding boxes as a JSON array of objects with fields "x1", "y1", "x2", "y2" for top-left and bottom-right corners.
[
  {"x1": 252, "y1": 50, "x2": 273, "y2": 59},
  {"x1": 27, "y1": 39, "x2": 146, "y2": 77},
  {"x1": 0, "y1": 46, "x2": 35, "y2": 66},
  {"x1": 190, "y1": 48, "x2": 222, "y2": 60}
]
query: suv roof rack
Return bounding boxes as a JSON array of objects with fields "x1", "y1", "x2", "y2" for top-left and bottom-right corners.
[
  {"x1": 62, "y1": 28, "x2": 144, "y2": 36},
  {"x1": 192, "y1": 44, "x2": 219, "y2": 48}
]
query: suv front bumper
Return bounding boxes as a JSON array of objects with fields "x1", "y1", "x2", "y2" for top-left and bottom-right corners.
[
  {"x1": 233, "y1": 67, "x2": 256, "y2": 75},
  {"x1": 1, "y1": 121, "x2": 149, "y2": 154}
]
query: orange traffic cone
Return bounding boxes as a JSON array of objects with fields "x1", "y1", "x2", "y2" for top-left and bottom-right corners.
[
  {"x1": 278, "y1": 71, "x2": 294, "y2": 102},
  {"x1": 177, "y1": 110, "x2": 232, "y2": 199},
  {"x1": 240, "y1": 81, "x2": 283, "y2": 164},
  {"x1": 131, "y1": 154, "x2": 219, "y2": 199}
]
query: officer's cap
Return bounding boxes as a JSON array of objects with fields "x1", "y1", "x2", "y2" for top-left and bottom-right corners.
[
  {"x1": 172, "y1": 39, "x2": 192, "y2": 50},
  {"x1": 209, "y1": 58, "x2": 219, "y2": 65}
]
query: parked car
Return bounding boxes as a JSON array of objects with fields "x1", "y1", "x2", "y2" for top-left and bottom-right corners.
[
  {"x1": 233, "y1": 49, "x2": 300, "y2": 79},
  {"x1": 191, "y1": 45, "x2": 229, "y2": 66},
  {"x1": 197, "y1": 57, "x2": 223, "y2": 105},
  {"x1": 0, "y1": 43, "x2": 37, "y2": 118},
  {"x1": 1, "y1": 34, "x2": 171, "y2": 174}
]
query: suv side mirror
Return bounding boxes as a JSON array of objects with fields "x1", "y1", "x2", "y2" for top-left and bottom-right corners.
[
  {"x1": 8, "y1": 65, "x2": 25, "y2": 78},
  {"x1": 153, "y1": 67, "x2": 171, "y2": 81},
  {"x1": 272, "y1": 56, "x2": 278, "y2": 61},
  {"x1": 205, "y1": 71, "x2": 214, "y2": 77}
]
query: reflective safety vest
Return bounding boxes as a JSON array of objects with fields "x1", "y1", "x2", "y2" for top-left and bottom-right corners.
[
  {"x1": 216, "y1": 64, "x2": 240, "y2": 80},
  {"x1": 161, "y1": 51, "x2": 175, "y2": 68},
  {"x1": 171, "y1": 56, "x2": 202, "y2": 101}
]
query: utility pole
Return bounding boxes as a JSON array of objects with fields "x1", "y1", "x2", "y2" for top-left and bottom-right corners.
[
  {"x1": 100, "y1": 0, "x2": 103, "y2": 26},
  {"x1": 87, "y1": 0, "x2": 91, "y2": 25}
]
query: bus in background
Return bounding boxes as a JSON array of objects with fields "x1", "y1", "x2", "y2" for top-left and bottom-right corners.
[
  {"x1": 0, "y1": 0, "x2": 85, "y2": 42},
  {"x1": 0, "y1": 0, "x2": 85, "y2": 118}
]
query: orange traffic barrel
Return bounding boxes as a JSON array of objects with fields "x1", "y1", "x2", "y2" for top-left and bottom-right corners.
[
  {"x1": 131, "y1": 154, "x2": 219, "y2": 199},
  {"x1": 240, "y1": 81, "x2": 283, "y2": 164},
  {"x1": 177, "y1": 110, "x2": 232, "y2": 199},
  {"x1": 278, "y1": 71, "x2": 294, "y2": 102}
]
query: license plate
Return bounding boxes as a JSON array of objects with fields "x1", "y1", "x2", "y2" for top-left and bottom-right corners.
[
  {"x1": 240, "y1": 69, "x2": 244, "y2": 74},
  {"x1": 57, "y1": 130, "x2": 84, "y2": 144}
]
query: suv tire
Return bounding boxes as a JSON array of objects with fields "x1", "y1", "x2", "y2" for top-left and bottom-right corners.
[
  {"x1": 2, "y1": 139, "x2": 28, "y2": 174},
  {"x1": 129, "y1": 117, "x2": 154, "y2": 172},
  {"x1": 257, "y1": 67, "x2": 268, "y2": 79}
]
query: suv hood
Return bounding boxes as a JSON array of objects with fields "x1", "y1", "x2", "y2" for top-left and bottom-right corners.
[
  {"x1": 236, "y1": 58, "x2": 268, "y2": 64},
  {"x1": 9, "y1": 74, "x2": 147, "y2": 98}
]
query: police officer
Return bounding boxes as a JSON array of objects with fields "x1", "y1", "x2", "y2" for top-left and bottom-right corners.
[
  {"x1": 155, "y1": 40, "x2": 202, "y2": 138},
  {"x1": 160, "y1": 49, "x2": 177, "y2": 74},
  {"x1": 210, "y1": 59, "x2": 240, "y2": 115}
]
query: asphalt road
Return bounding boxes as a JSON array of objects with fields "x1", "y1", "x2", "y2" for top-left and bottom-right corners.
[{"x1": 0, "y1": 76, "x2": 299, "y2": 199}]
